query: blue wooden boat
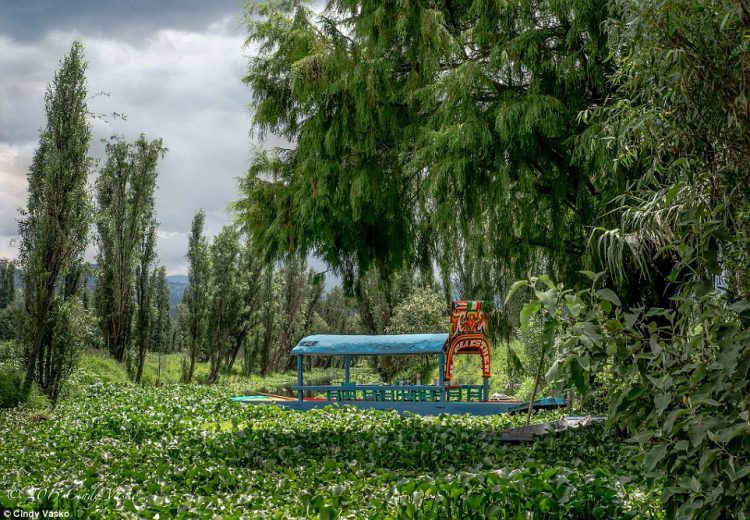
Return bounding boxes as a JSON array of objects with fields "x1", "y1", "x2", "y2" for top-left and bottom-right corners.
[{"x1": 232, "y1": 301, "x2": 567, "y2": 416}]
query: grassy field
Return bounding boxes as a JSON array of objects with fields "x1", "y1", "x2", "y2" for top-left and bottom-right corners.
[{"x1": 0, "y1": 349, "x2": 665, "y2": 519}]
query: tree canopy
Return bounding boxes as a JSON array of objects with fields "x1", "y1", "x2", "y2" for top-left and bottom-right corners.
[{"x1": 238, "y1": 0, "x2": 628, "y2": 300}]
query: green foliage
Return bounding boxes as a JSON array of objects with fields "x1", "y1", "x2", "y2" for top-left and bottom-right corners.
[
  {"x1": 520, "y1": 273, "x2": 750, "y2": 518},
  {"x1": 94, "y1": 135, "x2": 166, "y2": 367},
  {"x1": 18, "y1": 41, "x2": 93, "y2": 402},
  {"x1": 447, "y1": 341, "x2": 521, "y2": 395},
  {"x1": 384, "y1": 287, "x2": 446, "y2": 335},
  {"x1": 537, "y1": 1, "x2": 750, "y2": 516},
  {"x1": 241, "y1": 255, "x2": 326, "y2": 376},
  {"x1": 0, "y1": 369, "x2": 25, "y2": 408},
  {"x1": 0, "y1": 304, "x2": 21, "y2": 342},
  {"x1": 316, "y1": 287, "x2": 362, "y2": 334},
  {"x1": 149, "y1": 266, "x2": 171, "y2": 354},
  {"x1": 70, "y1": 351, "x2": 130, "y2": 386},
  {"x1": 0, "y1": 383, "x2": 660, "y2": 518},
  {"x1": 1, "y1": 343, "x2": 50, "y2": 410},
  {"x1": 0, "y1": 259, "x2": 15, "y2": 309},
  {"x1": 132, "y1": 223, "x2": 158, "y2": 383},
  {"x1": 183, "y1": 210, "x2": 211, "y2": 383},
  {"x1": 206, "y1": 226, "x2": 243, "y2": 383},
  {"x1": 0, "y1": 369, "x2": 50, "y2": 410},
  {"x1": 354, "y1": 267, "x2": 415, "y2": 335},
  {"x1": 238, "y1": 0, "x2": 627, "y2": 309},
  {"x1": 375, "y1": 286, "x2": 446, "y2": 383}
]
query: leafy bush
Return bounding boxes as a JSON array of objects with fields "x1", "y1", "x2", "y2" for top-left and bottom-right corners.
[
  {"x1": 0, "y1": 369, "x2": 23, "y2": 408},
  {"x1": 0, "y1": 369, "x2": 50, "y2": 410},
  {"x1": 516, "y1": 274, "x2": 750, "y2": 518}
]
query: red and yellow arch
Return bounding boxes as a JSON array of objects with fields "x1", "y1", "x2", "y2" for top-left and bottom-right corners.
[{"x1": 444, "y1": 300, "x2": 491, "y2": 382}]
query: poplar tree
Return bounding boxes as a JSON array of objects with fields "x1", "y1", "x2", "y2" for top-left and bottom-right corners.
[
  {"x1": 223, "y1": 235, "x2": 266, "y2": 372},
  {"x1": 19, "y1": 41, "x2": 93, "y2": 400},
  {"x1": 183, "y1": 210, "x2": 210, "y2": 383},
  {"x1": 205, "y1": 226, "x2": 242, "y2": 384},
  {"x1": 94, "y1": 135, "x2": 165, "y2": 363},
  {"x1": 133, "y1": 222, "x2": 157, "y2": 382},
  {"x1": 0, "y1": 259, "x2": 18, "y2": 342},
  {"x1": 0, "y1": 259, "x2": 15, "y2": 309},
  {"x1": 149, "y1": 266, "x2": 171, "y2": 354}
]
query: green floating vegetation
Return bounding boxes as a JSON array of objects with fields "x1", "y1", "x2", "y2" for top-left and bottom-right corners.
[{"x1": 0, "y1": 383, "x2": 663, "y2": 518}]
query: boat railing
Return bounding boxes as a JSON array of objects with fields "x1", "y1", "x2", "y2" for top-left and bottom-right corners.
[{"x1": 291, "y1": 384, "x2": 488, "y2": 402}]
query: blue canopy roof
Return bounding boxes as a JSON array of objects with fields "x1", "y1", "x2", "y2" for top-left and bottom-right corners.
[{"x1": 291, "y1": 333, "x2": 449, "y2": 356}]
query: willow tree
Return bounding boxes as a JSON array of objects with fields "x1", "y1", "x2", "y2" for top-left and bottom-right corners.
[
  {"x1": 94, "y1": 135, "x2": 165, "y2": 363},
  {"x1": 19, "y1": 41, "x2": 93, "y2": 400},
  {"x1": 239, "y1": 1, "x2": 631, "y2": 307}
]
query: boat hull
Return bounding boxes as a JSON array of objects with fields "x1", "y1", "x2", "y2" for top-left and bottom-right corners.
[{"x1": 231, "y1": 396, "x2": 566, "y2": 416}]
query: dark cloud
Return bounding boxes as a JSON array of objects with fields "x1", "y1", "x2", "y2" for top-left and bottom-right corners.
[
  {"x1": 0, "y1": 0, "x2": 246, "y2": 43},
  {"x1": 0, "y1": 1, "x2": 339, "y2": 285},
  {"x1": 0, "y1": 4, "x2": 252, "y2": 275}
]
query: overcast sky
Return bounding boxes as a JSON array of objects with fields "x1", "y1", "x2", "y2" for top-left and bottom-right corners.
[{"x1": 0, "y1": 0, "x2": 258, "y2": 275}]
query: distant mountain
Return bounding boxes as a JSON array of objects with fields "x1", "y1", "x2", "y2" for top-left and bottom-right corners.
[{"x1": 166, "y1": 275, "x2": 189, "y2": 313}]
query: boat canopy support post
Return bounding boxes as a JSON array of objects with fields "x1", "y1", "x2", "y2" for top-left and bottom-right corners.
[
  {"x1": 344, "y1": 354, "x2": 351, "y2": 384},
  {"x1": 297, "y1": 354, "x2": 303, "y2": 402},
  {"x1": 439, "y1": 351, "x2": 446, "y2": 402},
  {"x1": 483, "y1": 376, "x2": 489, "y2": 401}
]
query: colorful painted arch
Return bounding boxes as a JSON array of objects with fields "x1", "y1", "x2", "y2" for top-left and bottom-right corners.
[{"x1": 445, "y1": 300, "x2": 491, "y2": 381}]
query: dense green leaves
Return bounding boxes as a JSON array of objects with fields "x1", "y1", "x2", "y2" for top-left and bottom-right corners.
[
  {"x1": 239, "y1": 0, "x2": 620, "y2": 301},
  {"x1": 206, "y1": 226, "x2": 243, "y2": 383},
  {"x1": 94, "y1": 135, "x2": 165, "y2": 367},
  {"x1": 0, "y1": 383, "x2": 660, "y2": 518},
  {"x1": 183, "y1": 210, "x2": 211, "y2": 383},
  {"x1": 0, "y1": 260, "x2": 14, "y2": 310},
  {"x1": 520, "y1": 274, "x2": 750, "y2": 518},
  {"x1": 18, "y1": 41, "x2": 93, "y2": 401}
]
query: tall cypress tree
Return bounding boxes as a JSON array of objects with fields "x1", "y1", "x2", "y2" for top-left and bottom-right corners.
[{"x1": 19, "y1": 41, "x2": 93, "y2": 400}]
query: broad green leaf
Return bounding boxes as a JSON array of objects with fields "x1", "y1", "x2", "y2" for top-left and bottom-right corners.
[
  {"x1": 519, "y1": 301, "x2": 541, "y2": 331},
  {"x1": 545, "y1": 360, "x2": 560, "y2": 382},
  {"x1": 504, "y1": 280, "x2": 528, "y2": 304},
  {"x1": 644, "y1": 444, "x2": 668, "y2": 472},
  {"x1": 535, "y1": 288, "x2": 558, "y2": 309},
  {"x1": 570, "y1": 359, "x2": 586, "y2": 392},
  {"x1": 537, "y1": 274, "x2": 555, "y2": 289},
  {"x1": 578, "y1": 270, "x2": 601, "y2": 281},
  {"x1": 596, "y1": 288, "x2": 621, "y2": 306},
  {"x1": 654, "y1": 394, "x2": 671, "y2": 415}
]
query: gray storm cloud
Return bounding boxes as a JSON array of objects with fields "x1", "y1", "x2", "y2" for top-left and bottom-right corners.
[{"x1": 0, "y1": 1, "x2": 253, "y2": 275}]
